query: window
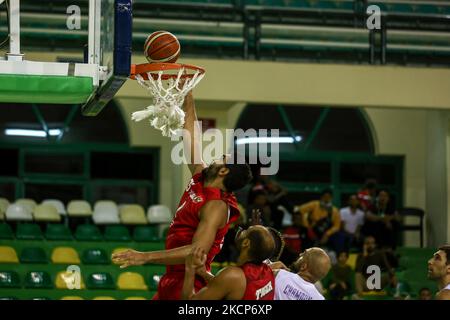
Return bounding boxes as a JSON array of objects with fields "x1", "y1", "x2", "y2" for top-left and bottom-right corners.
[
  {"x1": 0, "y1": 101, "x2": 127, "y2": 144},
  {"x1": 237, "y1": 105, "x2": 373, "y2": 153},
  {"x1": 24, "y1": 153, "x2": 84, "y2": 175},
  {"x1": 0, "y1": 182, "x2": 16, "y2": 201},
  {"x1": 340, "y1": 162, "x2": 397, "y2": 185},
  {"x1": 0, "y1": 149, "x2": 19, "y2": 176},
  {"x1": 91, "y1": 152, "x2": 155, "y2": 180},
  {"x1": 91, "y1": 185, "x2": 151, "y2": 208},
  {"x1": 24, "y1": 183, "x2": 84, "y2": 204},
  {"x1": 277, "y1": 161, "x2": 331, "y2": 183}
]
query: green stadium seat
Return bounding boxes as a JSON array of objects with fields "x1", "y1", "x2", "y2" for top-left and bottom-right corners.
[
  {"x1": 45, "y1": 224, "x2": 72, "y2": 240},
  {"x1": 16, "y1": 223, "x2": 43, "y2": 240},
  {"x1": 0, "y1": 223, "x2": 14, "y2": 239},
  {"x1": 133, "y1": 225, "x2": 159, "y2": 242},
  {"x1": 87, "y1": 272, "x2": 115, "y2": 289},
  {"x1": 20, "y1": 247, "x2": 48, "y2": 264},
  {"x1": 104, "y1": 225, "x2": 131, "y2": 241},
  {"x1": 0, "y1": 271, "x2": 20, "y2": 288},
  {"x1": 25, "y1": 271, "x2": 53, "y2": 289},
  {"x1": 81, "y1": 248, "x2": 109, "y2": 265},
  {"x1": 75, "y1": 224, "x2": 102, "y2": 241}
]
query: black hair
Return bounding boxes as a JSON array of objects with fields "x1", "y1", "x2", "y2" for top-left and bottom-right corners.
[
  {"x1": 247, "y1": 228, "x2": 275, "y2": 264},
  {"x1": 419, "y1": 287, "x2": 431, "y2": 293},
  {"x1": 438, "y1": 245, "x2": 450, "y2": 265},
  {"x1": 223, "y1": 162, "x2": 252, "y2": 192},
  {"x1": 337, "y1": 251, "x2": 349, "y2": 258},
  {"x1": 267, "y1": 227, "x2": 285, "y2": 261}
]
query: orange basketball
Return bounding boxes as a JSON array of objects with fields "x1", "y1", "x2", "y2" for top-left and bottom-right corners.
[{"x1": 144, "y1": 31, "x2": 180, "y2": 63}]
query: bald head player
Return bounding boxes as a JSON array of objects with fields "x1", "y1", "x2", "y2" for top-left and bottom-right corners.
[
  {"x1": 427, "y1": 244, "x2": 450, "y2": 300},
  {"x1": 182, "y1": 225, "x2": 276, "y2": 300},
  {"x1": 273, "y1": 247, "x2": 331, "y2": 300},
  {"x1": 112, "y1": 92, "x2": 252, "y2": 300}
]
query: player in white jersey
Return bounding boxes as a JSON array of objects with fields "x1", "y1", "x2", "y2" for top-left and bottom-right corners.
[
  {"x1": 273, "y1": 247, "x2": 331, "y2": 300},
  {"x1": 427, "y1": 244, "x2": 450, "y2": 300}
]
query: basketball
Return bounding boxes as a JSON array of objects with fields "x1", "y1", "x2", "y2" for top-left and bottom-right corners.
[{"x1": 144, "y1": 31, "x2": 180, "y2": 63}]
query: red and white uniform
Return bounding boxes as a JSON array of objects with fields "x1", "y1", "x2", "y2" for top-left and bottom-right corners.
[
  {"x1": 241, "y1": 263, "x2": 275, "y2": 300},
  {"x1": 153, "y1": 172, "x2": 240, "y2": 300}
]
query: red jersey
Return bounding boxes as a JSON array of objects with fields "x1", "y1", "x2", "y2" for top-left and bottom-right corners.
[
  {"x1": 241, "y1": 263, "x2": 275, "y2": 300},
  {"x1": 357, "y1": 189, "x2": 375, "y2": 212},
  {"x1": 165, "y1": 172, "x2": 240, "y2": 274}
]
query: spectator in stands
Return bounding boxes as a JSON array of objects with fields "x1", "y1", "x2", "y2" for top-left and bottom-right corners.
[
  {"x1": 327, "y1": 251, "x2": 353, "y2": 300},
  {"x1": 353, "y1": 236, "x2": 395, "y2": 300},
  {"x1": 389, "y1": 274, "x2": 411, "y2": 300},
  {"x1": 418, "y1": 287, "x2": 433, "y2": 300},
  {"x1": 280, "y1": 212, "x2": 309, "y2": 267},
  {"x1": 427, "y1": 245, "x2": 450, "y2": 300},
  {"x1": 295, "y1": 189, "x2": 342, "y2": 252},
  {"x1": 362, "y1": 190, "x2": 402, "y2": 250},
  {"x1": 266, "y1": 179, "x2": 293, "y2": 230},
  {"x1": 340, "y1": 194, "x2": 365, "y2": 250},
  {"x1": 357, "y1": 179, "x2": 377, "y2": 212}
]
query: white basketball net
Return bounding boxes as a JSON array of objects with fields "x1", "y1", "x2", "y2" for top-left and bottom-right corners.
[{"x1": 131, "y1": 67, "x2": 205, "y2": 137}]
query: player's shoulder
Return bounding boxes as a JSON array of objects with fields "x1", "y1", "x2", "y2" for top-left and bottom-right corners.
[
  {"x1": 201, "y1": 199, "x2": 228, "y2": 211},
  {"x1": 436, "y1": 289, "x2": 450, "y2": 300},
  {"x1": 275, "y1": 268, "x2": 292, "y2": 279},
  {"x1": 216, "y1": 266, "x2": 246, "y2": 282}
]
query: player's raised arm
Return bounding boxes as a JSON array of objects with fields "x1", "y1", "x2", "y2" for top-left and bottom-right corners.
[
  {"x1": 111, "y1": 200, "x2": 228, "y2": 267},
  {"x1": 183, "y1": 91, "x2": 206, "y2": 176}
]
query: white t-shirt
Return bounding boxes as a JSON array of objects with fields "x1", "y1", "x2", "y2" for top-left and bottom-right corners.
[
  {"x1": 274, "y1": 269, "x2": 325, "y2": 300},
  {"x1": 340, "y1": 207, "x2": 365, "y2": 234}
]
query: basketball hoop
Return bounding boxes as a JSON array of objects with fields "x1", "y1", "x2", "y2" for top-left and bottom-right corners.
[{"x1": 129, "y1": 62, "x2": 205, "y2": 137}]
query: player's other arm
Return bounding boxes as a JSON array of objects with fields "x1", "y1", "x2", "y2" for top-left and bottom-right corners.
[
  {"x1": 183, "y1": 91, "x2": 206, "y2": 176},
  {"x1": 112, "y1": 200, "x2": 228, "y2": 267},
  {"x1": 436, "y1": 290, "x2": 450, "y2": 300},
  {"x1": 183, "y1": 253, "x2": 245, "y2": 300}
]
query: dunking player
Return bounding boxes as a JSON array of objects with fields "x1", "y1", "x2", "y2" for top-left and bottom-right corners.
[
  {"x1": 182, "y1": 225, "x2": 279, "y2": 300},
  {"x1": 427, "y1": 245, "x2": 450, "y2": 300},
  {"x1": 112, "y1": 92, "x2": 252, "y2": 299}
]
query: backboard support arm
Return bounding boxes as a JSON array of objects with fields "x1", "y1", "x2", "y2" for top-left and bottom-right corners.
[{"x1": 6, "y1": 0, "x2": 24, "y2": 61}]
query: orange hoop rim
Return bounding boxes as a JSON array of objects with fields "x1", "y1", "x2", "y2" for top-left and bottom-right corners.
[{"x1": 130, "y1": 62, "x2": 205, "y2": 81}]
